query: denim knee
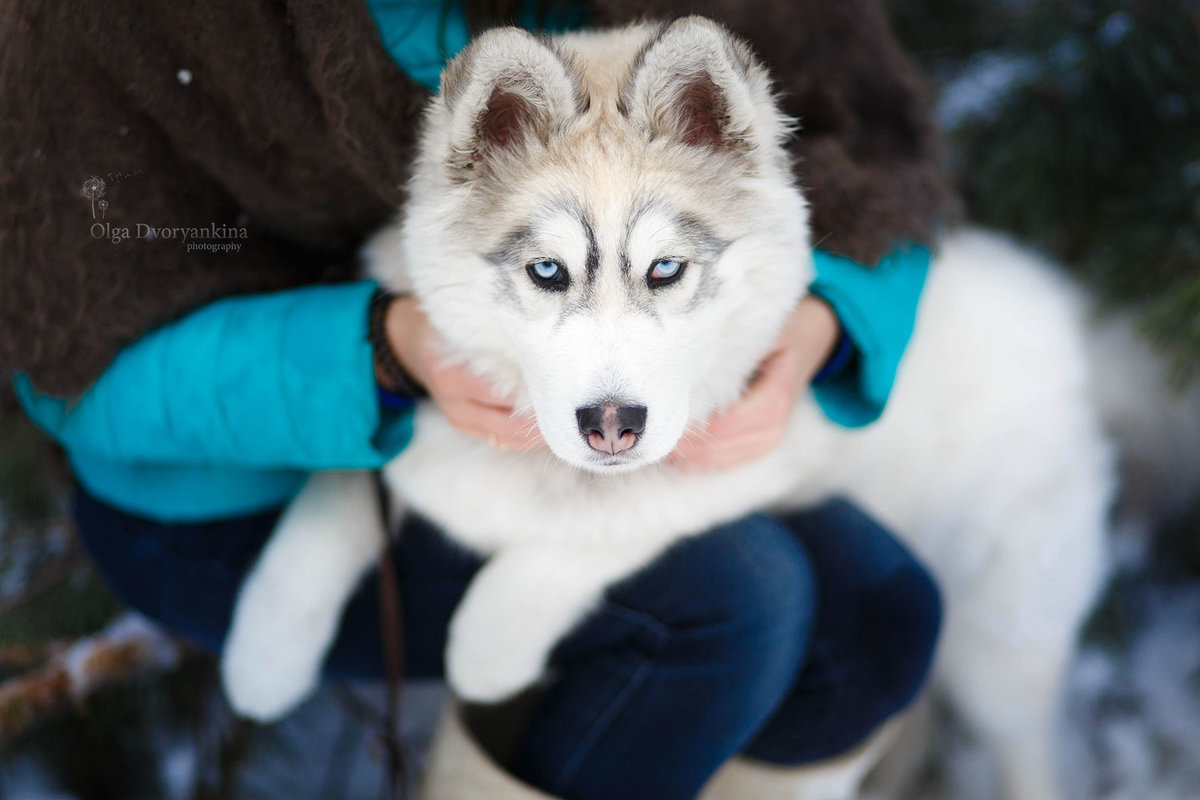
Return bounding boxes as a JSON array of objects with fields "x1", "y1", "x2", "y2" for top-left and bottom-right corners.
[
  {"x1": 72, "y1": 485, "x2": 278, "y2": 653},
  {"x1": 797, "y1": 499, "x2": 943, "y2": 723},
  {"x1": 604, "y1": 513, "x2": 818, "y2": 711},
  {"x1": 523, "y1": 515, "x2": 819, "y2": 800},
  {"x1": 744, "y1": 501, "x2": 944, "y2": 764},
  {"x1": 854, "y1": 556, "x2": 943, "y2": 719}
]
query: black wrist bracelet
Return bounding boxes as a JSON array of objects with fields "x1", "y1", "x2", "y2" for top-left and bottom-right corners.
[{"x1": 369, "y1": 290, "x2": 429, "y2": 400}]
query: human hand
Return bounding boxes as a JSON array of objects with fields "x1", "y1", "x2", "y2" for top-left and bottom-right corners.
[
  {"x1": 381, "y1": 295, "x2": 543, "y2": 450},
  {"x1": 668, "y1": 296, "x2": 840, "y2": 471}
]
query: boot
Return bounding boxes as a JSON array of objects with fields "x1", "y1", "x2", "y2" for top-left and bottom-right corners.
[
  {"x1": 420, "y1": 702, "x2": 560, "y2": 800},
  {"x1": 421, "y1": 702, "x2": 915, "y2": 800},
  {"x1": 698, "y1": 716, "x2": 907, "y2": 800}
]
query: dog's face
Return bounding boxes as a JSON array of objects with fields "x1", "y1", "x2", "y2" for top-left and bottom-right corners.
[{"x1": 385, "y1": 18, "x2": 812, "y2": 473}]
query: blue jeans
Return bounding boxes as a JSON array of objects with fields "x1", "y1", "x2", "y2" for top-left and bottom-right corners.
[{"x1": 73, "y1": 488, "x2": 941, "y2": 800}]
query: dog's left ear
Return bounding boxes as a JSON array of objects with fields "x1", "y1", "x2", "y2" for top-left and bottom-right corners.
[
  {"x1": 620, "y1": 17, "x2": 787, "y2": 158},
  {"x1": 436, "y1": 28, "x2": 584, "y2": 179}
]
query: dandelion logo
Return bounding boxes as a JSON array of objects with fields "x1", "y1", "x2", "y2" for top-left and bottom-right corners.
[{"x1": 81, "y1": 176, "x2": 106, "y2": 219}]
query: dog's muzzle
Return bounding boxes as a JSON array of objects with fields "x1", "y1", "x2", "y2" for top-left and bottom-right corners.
[{"x1": 576, "y1": 402, "x2": 647, "y2": 455}]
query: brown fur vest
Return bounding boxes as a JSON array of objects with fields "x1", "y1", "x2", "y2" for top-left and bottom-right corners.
[{"x1": 0, "y1": 0, "x2": 948, "y2": 395}]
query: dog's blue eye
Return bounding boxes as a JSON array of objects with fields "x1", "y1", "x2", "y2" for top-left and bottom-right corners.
[
  {"x1": 527, "y1": 260, "x2": 568, "y2": 291},
  {"x1": 533, "y1": 261, "x2": 560, "y2": 279},
  {"x1": 648, "y1": 259, "x2": 686, "y2": 288},
  {"x1": 651, "y1": 260, "x2": 681, "y2": 279}
]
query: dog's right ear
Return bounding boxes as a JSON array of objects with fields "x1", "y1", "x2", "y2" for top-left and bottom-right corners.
[
  {"x1": 436, "y1": 28, "x2": 584, "y2": 179},
  {"x1": 619, "y1": 18, "x2": 786, "y2": 160}
]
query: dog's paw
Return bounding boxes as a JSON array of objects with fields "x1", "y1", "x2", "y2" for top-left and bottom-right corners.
[
  {"x1": 445, "y1": 589, "x2": 560, "y2": 703},
  {"x1": 443, "y1": 547, "x2": 628, "y2": 703},
  {"x1": 445, "y1": 629, "x2": 550, "y2": 703},
  {"x1": 220, "y1": 578, "x2": 342, "y2": 721}
]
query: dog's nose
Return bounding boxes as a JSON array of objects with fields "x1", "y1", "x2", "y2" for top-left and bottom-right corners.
[{"x1": 576, "y1": 403, "x2": 647, "y2": 455}]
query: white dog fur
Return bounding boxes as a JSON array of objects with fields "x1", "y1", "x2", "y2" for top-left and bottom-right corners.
[{"x1": 221, "y1": 18, "x2": 1200, "y2": 800}]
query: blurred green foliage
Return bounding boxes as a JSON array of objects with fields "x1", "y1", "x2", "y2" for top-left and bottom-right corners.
[
  {"x1": 889, "y1": 0, "x2": 1200, "y2": 381},
  {"x1": 0, "y1": 385, "x2": 63, "y2": 524},
  {"x1": 0, "y1": 385, "x2": 119, "y2": 645}
]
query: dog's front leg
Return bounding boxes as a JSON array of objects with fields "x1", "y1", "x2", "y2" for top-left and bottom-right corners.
[
  {"x1": 446, "y1": 544, "x2": 660, "y2": 703},
  {"x1": 222, "y1": 470, "x2": 384, "y2": 721}
]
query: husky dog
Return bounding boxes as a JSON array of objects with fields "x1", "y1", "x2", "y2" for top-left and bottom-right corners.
[{"x1": 221, "y1": 18, "x2": 1200, "y2": 800}]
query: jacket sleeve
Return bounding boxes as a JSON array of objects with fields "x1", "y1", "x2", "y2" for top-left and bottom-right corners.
[
  {"x1": 14, "y1": 282, "x2": 414, "y2": 469},
  {"x1": 809, "y1": 245, "x2": 931, "y2": 427}
]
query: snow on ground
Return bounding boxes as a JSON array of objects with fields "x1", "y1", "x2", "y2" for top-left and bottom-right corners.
[
  {"x1": 231, "y1": 681, "x2": 447, "y2": 799},
  {"x1": 1061, "y1": 566, "x2": 1200, "y2": 799}
]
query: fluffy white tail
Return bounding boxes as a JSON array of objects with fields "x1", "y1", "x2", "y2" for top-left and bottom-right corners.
[{"x1": 1087, "y1": 311, "x2": 1200, "y2": 523}]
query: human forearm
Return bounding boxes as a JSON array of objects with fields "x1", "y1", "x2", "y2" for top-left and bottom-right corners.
[{"x1": 377, "y1": 293, "x2": 542, "y2": 450}]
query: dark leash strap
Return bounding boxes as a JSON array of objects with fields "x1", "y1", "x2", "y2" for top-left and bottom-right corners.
[{"x1": 375, "y1": 473, "x2": 408, "y2": 800}]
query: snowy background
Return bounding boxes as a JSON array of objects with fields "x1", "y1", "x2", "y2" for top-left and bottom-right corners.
[{"x1": 3, "y1": 1, "x2": 1199, "y2": 798}]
